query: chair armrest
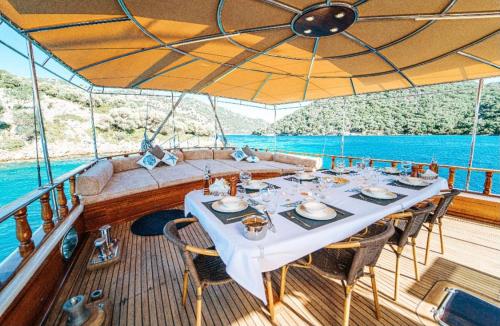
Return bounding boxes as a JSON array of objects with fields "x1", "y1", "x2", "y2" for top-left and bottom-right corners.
[
  {"x1": 186, "y1": 245, "x2": 220, "y2": 257},
  {"x1": 385, "y1": 211, "x2": 412, "y2": 220},
  {"x1": 325, "y1": 241, "x2": 360, "y2": 249}
]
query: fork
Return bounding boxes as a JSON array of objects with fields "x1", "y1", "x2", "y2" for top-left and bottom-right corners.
[{"x1": 286, "y1": 211, "x2": 311, "y2": 229}]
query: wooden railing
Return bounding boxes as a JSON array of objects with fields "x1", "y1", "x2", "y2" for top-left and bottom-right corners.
[
  {"x1": 268, "y1": 149, "x2": 498, "y2": 196},
  {"x1": 0, "y1": 160, "x2": 97, "y2": 284}
]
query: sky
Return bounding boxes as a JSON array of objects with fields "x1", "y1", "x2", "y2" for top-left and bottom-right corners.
[{"x1": 1, "y1": 19, "x2": 498, "y2": 124}]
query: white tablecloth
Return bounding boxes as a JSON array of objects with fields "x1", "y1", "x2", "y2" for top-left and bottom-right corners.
[{"x1": 185, "y1": 173, "x2": 448, "y2": 303}]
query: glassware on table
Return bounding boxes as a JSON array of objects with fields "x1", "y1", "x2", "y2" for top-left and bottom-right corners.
[
  {"x1": 362, "y1": 157, "x2": 370, "y2": 170},
  {"x1": 355, "y1": 161, "x2": 363, "y2": 173},
  {"x1": 401, "y1": 160, "x2": 412, "y2": 176},
  {"x1": 337, "y1": 159, "x2": 346, "y2": 174},
  {"x1": 260, "y1": 188, "x2": 271, "y2": 202},
  {"x1": 266, "y1": 197, "x2": 278, "y2": 215},
  {"x1": 297, "y1": 164, "x2": 305, "y2": 175},
  {"x1": 237, "y1": 186, "x2": 246, "y2": 200},
  {"x1": 239, "y1": 171, "x2": 252, "y2": 186}
]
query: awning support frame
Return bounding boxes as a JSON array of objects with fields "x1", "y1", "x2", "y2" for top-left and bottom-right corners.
[
  {"x1": 465, "y1": 79, "x2": 484, "y2": 190},
  {"x1": 88, "y1": 91, "x2": 99, "y2": 159},
  {"x1": 208, "y1": 96, "x2": 228, "y2": 147}
]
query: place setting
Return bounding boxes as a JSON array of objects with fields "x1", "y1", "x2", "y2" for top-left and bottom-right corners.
[
  {"x1": 203, "y1": 196, "x2": 260, "y2": 224},
  {"x1": 388, "y1": 175, "x2": 435, "y2": 190},
  {"x1": 284, "y1": 169, "x2": 319, "y2": 183},
  {"x1": 350, "y1": 186, "x2": 406, "y2": 206},
  {"x1": 279, "y1": 200, "x2": 353, "y2": 230}
]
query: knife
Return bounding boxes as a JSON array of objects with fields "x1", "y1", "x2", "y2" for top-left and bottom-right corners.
[{"x1": 264, "y1": 210, "x2": 276, "y2": 233}]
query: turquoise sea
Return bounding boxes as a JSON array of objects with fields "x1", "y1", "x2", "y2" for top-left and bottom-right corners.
[{"x1": 0, "y1": 135, "x2": 499, "y2": 261}]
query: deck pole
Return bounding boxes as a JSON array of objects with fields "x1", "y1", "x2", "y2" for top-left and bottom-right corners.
[
  {"x1": 27, "y1": 39, "x2": 60, "y2": 219},
  {"x1": 88, "y1": 91, "x2": 99, "y2": 159},
  {"x1": 465, "y1": 79, "x2": 484, "y2": 190},
  {"x1": 150, "y1": 92, "x2": 186, "y2": 144},
  {"x1": 273, "y1": 105, "x2": 277, "y2": 153},
  {"x1": 27, "y1": 39, "x2": 54, "y2": 185},
  {"x1": 208, "y1": 96, "x2": 228, "y2": 147}
]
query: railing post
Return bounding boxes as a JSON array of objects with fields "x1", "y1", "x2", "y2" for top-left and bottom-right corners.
[
  {"x1": 348, "y1": 158, "x2": 353, "y2": 167},
  {"x1": 69, "y1": 175, "x2": 80, "y2": 207},
  {"x1": 391, "y1": 161, "x2": 398, "y2": 168},
  {"x1": 40, "y1": 192, "x2": 54, "y2": 233},
  {"x1": 448, "y1": 167, "x2": 456, "y2": 189},
  {"x1": 331, "y1": 156, "x2": 336, "y2": 169},
  {"x1": 411, "y1": 164, "x2": 419, "y2": 177},
  {"x1": 483, "y1": 171, "x2": 493, "y2": 195},
  {"x1": 369, "y1": 159, "x2": 374, "y2": 167},
  {"x1": 14, "y1": 207, "x2": 35, "y2": 258},
  {"x1": 430, "y1": 161, "x2": 439, "y2": 174},
  {"x1": 56, "y1": 183, "x2": 69, "y2": 219}
]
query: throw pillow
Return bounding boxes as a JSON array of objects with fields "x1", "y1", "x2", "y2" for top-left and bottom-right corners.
[
  {"x1": 150, "y1": 145, "x2": 165, "y2": 160},
  {"x1": 137, "y1": 152, "x2": 160, "y2": 170},
  {"x1": 162, "y1": 151, "x2": 178, "y2": 167},
  {"x1": 231, "y1": 148, "x2": 247, "y2": 162},
  {"x1": 242, "y1": 145, "x2": 255, "y2": 157},
  {"x1": 246, "y1": 155, "x2": 260, "y2": 163}
]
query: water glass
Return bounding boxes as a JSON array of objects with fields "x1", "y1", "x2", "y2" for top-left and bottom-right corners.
[
  {"x1": 266, "y1": 198, "x2": 278, "y2": 215},
  {"x1": 362, "y1": 157, "x2": 370, "y2": 169},
  {"x1": 240, "y1": 171, "x2": 252, "y2": 186},
  {"x1": 297, "y1": 165, "x2": 305, "y2": 175},
  {"x1": 401, "y1": 160, "x2": 412, "y2": 176},
  {"x1": 260, "y1": 188, "x2": 271, "y2": 202},
  {"x1": 337, "y1": 160, "x2": 346, "y2": 173},
  {"x1": 237, "y1": 186, "x2": 246, "y2": 200}
]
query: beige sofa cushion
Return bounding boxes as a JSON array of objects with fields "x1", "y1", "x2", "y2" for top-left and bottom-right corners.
[
  {"x1": 182, "y1": 149, "x2": 213, "y2": 160},
  {"x1": 213, "y1": 149, "x2": 234, "y2": 160},
  {"x1": 273, "y1": 153, "x2": 322, "y2": 171},
  {"x1": 110, "y1": 156, "x2": 142, "y2": 173},
  {"x1": 217, "y1": 160, "x2": 281, "y2": 174},
  {"x1": 255, "y1": 151, "x2": 273, "y2": 161},
  {"x1": 81, "y1": 168, "x2": 158, "y2": 204},
  {"x1": 262, "y1": 161, "x2": 303, "y2": 174},
  {"x1": 186, "y1": 159, "x2": 239, "y2": 177},
  {"x1": 148, "y1": 162, "x2": 205, "y2": 188},
  {"x1": 76, "y1": 160, "x2": 113, "y2": 196}
]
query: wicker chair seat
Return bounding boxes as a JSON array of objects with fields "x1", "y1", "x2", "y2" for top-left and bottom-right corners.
[
  {"x1": 193, "y1": 246, "x2": 232, "y2": 286},
  {"x1": 387, "y1": 227, "x2": 405, "y2": 246}
]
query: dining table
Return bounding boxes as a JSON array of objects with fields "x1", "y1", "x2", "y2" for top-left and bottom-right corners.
[{"x1": 184, "y1": 169, "x2": 448, "y2": 321}]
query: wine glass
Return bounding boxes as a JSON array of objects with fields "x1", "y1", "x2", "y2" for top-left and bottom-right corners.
[
  {"x1": 297, "y1": 164, "x2": 305, "y2": 175},
  {"x1": 239, "y1": 171, "x2": 251, "y2": 186},
  {"x1": 401, "y1": 160, "x2": 412, "y2": 176},
  {"x1": 260, "y1": 188, "x2": 271, "y2": 203},
  {"x1": 337, "y1": 159, "x2": 346, "y2": 174}
]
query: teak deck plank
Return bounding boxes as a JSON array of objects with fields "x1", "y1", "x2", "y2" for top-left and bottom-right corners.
[{"x1": 45, "y1": 216, "x2": 500, "y2": 326}]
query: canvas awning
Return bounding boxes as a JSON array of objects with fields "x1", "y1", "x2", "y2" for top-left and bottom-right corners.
[{"x1": 1, "y1": 0, "x2": 499, "y2": 104}]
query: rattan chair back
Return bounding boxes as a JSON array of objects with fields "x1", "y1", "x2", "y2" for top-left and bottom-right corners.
[
  {"x1": 346, "y1": 222, "x2": 395, "y2": 284},
  {"x1": 429, "y1": 189, "x2": 460, "y2": 224},
  {"x1": 395, "y1": 201, "x2": 436, "y2": 247},
  {"x1": 163, "y1": 217, "x2": 203, "y2": 288}
]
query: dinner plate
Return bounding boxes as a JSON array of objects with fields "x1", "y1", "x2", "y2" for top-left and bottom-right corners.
[
  {"x1": 296, "y1": 173, "x2": 316, "y2": 180},
  {"x1": 383, "y1": 167, "x2": 401, "y2": 174},
  {"x1": 212, "y1": 200, "x2": 248, "y2": 213},
  {"x1": 244, "y1": 181, "x2": 267, "y2": 190},
  {"x1": 295, "y1": 204, "x2": 337, "y2": 220},
  {"x1": 398, "y1": 177, "x2": 430, "y2": 187},
  {"x1": 361, "y1": 187, "x2": 397, "y2": 200},
  {"x1": 332, "y1": 167, "x2": 354, "y2": 174}
]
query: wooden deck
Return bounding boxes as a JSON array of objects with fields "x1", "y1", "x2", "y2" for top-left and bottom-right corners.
[{"x1": 45, "y1": 216, "x2": 500, "y2": 326}]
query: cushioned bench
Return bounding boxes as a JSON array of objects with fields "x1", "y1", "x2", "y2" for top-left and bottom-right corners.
[{"x1": 77, "y1": 148, "x2": 322, "y2": 230}]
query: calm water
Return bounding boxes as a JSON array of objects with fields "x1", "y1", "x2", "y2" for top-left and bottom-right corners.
[{"x1": 0, "y1": 135, "x2": 499, "y2": 261}]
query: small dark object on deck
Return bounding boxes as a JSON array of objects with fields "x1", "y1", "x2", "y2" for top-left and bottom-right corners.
[
  {"x1": 131, "y1": 210, "x2": 191, "y2": 236},
  {"x1": 435, "y1": 288, "x2": 500, "y2": 326}
]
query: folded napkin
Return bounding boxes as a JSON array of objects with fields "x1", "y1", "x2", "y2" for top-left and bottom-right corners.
[
  {"x1": 209, "y1": 178, "x2": 229, "y2": 194},
  {"x1": 423, "y1": 169, "x2": 437, "y2": 177}
]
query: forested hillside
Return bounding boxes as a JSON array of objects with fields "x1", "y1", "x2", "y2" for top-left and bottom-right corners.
[
  {"x1": 0, "y1": 70, "x2": 268, "y2": 160},
  {"x1": 257, "y1": 82, "x2": 500, "y2": 136}
]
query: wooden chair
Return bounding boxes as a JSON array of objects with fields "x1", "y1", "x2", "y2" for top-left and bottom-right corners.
[
  {"x1": 385, "y1": 201, "x2": 436, "y2": 301},
  {"x1": 280, "y1": 221, "x2": 395, "y2": 326},
  {"x1": 423, "y1": 189, "x2": 460, "y2": 265},
  {"x1": 163, "y1": 217, "x2": 233, "y2": 326}
]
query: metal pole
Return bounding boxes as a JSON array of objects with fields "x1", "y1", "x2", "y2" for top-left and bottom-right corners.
[
  {"x1": 27, "y1": 39, "x2": 60, "y2": 219},
  {"x1": 88, "y1": 92, "x2": 99, "y2": 159},
  {"x1": 214, "y1": 97, "x2": 218, "y2": 148},
  {"x1": 273, "y1": 106, "x2": 277, "y2": 152},
  {"x1": 208, "y1": 96, "x2": 228, "y2": 147},
  {"x1": 465, "y1": 79, "x2": 484, "y2": 190},
  {"x1": 171, "y1": 91, "x2": 176, "y2": 148},
  {"x1": 27, "y1": 39, "x2": 53, "y2": 184},
  {"x1": 150, "y1": 92, "x2": 186, "y2": 143}
]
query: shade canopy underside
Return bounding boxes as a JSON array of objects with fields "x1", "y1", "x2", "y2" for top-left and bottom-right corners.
[{"x1": 1, "y1": 0, "x2": 499, "y2": 104}]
